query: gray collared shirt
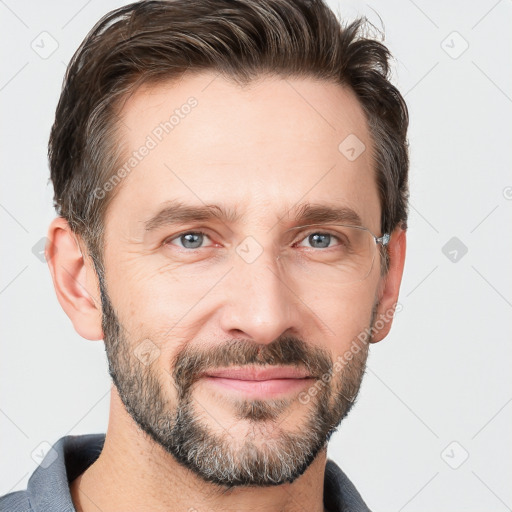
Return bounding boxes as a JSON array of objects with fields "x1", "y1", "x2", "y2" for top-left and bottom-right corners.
[{"x1": 0, "y1": 434, "x2": 372, "y2": 511}]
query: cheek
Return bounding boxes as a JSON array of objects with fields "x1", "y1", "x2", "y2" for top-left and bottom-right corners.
[
  {"x1": 310, "y1": 281, "x2": 377, "y2": 357},
  {"x1": 110, "y1": 273, "x2": 213, "y2": 370}
]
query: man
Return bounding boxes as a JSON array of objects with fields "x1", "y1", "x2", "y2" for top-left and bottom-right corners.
[{"x1": 1, "y1": 0, "x2": 408, "y2": 510}]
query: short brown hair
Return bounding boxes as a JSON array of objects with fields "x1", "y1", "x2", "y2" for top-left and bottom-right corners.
[{"x1": 49, "y1": 0, "x2": 409, "y2": 275}]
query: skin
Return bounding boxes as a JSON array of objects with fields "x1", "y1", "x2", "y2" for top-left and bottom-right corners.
[{"x1": 46, "y1": 71, "x2": 406, "y2": 512}]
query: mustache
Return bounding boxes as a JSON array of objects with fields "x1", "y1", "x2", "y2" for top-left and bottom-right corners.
[{"x1": 172, "y1": 336, "x2": 332, "y2": 397}]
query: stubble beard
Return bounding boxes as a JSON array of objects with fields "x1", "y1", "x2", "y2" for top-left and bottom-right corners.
[{"x1": 96, "y1": 269, "x2": 373, "y2": 488}]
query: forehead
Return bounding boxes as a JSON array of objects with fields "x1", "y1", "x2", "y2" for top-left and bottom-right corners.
[{"x1": 107, "y1": 71, "x2": 380, "y2": 236}]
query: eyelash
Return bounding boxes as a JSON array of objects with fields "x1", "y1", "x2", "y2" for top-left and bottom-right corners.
[
  {"x1": 163, "y1": 230, "x2": 215, "y2": 250},
  {"x1": 163, "y1": 229, "x2": 344, "y2": 251}
]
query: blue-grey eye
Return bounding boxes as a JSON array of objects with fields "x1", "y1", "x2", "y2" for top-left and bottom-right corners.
[
  {"x1": 307, "y1": 233, "x2": 332, "y2": 249},
  {"x1": 172, "y1": 232, "x2": 208, "y2": 249}
]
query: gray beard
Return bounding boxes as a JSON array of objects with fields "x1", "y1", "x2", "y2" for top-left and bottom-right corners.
[{"x1": 96, "y1": 268, "x2": 373, "y2": 488}]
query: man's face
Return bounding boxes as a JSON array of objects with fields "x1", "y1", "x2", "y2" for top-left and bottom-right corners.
[{"x1": 97, "y1": 72, "x2": 383, "y2": 486}]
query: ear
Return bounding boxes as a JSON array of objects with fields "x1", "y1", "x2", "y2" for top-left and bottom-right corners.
[
  {"x1": 370, "y1": 226, "x2": 406, "y2": 343},
  {"x1": 46, "y1": 217, "x2": 104, "y2": 341}
]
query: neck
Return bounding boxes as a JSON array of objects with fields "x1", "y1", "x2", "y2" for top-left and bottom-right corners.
[{"x1": 70, "y1": 386, "x2": 328, "y2": 512}]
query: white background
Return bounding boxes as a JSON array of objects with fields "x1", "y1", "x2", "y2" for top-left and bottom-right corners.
[{"x1": 1, "y1": 1, "x2": 511, "y2": 510}]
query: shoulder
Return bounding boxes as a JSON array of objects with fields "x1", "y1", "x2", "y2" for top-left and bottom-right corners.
[
  {"x1": 0, "y1": 489, "x2": 33, "y2": 512},
  {"x1": 0, "y1": 433, "x2": 105, "y2": 512}
]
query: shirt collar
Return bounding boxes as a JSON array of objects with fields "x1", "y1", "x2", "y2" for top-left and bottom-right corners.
[
  {"x1": 324, "y1": 458, "x2": 372, "y2": 511},
  {"x1": 27, "y1": 434, "x2": 104, "y2": 512},
  {"x1": 27, "y1": 434, "x2": 371, "y2": 512}
]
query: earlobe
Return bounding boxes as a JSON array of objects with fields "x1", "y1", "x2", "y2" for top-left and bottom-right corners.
[
  {"x1": 370, "y1": 227, "x2": 407, "y2": 343},
  {"x1": 46, "y1": 217, "x2": 104, "y2": 341}
]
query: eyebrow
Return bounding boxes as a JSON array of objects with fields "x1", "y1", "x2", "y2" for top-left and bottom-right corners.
[
  {"x1": 144, "y1": 201, "x2": 241, "y2": 232},
  {"x1": 290, "y1": 202, "x2": 363, "y2": 228},
  {"x1": 144, "y1": 200, "x2": 363, "y2": 232}
]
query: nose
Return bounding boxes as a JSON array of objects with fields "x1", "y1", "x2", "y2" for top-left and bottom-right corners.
[{"x1": 218, "y1": 246, "x2": 302, "y2": 345}]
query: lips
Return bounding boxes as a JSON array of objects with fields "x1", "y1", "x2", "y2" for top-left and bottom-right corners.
[
  {"x1": 203, "y1": 365, "x2": 313, "y2": 381},
  {"x1": 200, "y1": 365, "x2": 315, "y2": 399}
]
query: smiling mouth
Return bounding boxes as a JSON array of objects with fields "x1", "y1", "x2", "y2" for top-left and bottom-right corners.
[{"x1": 200, "y1": 365, "x2": 315, "y2": 398}]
